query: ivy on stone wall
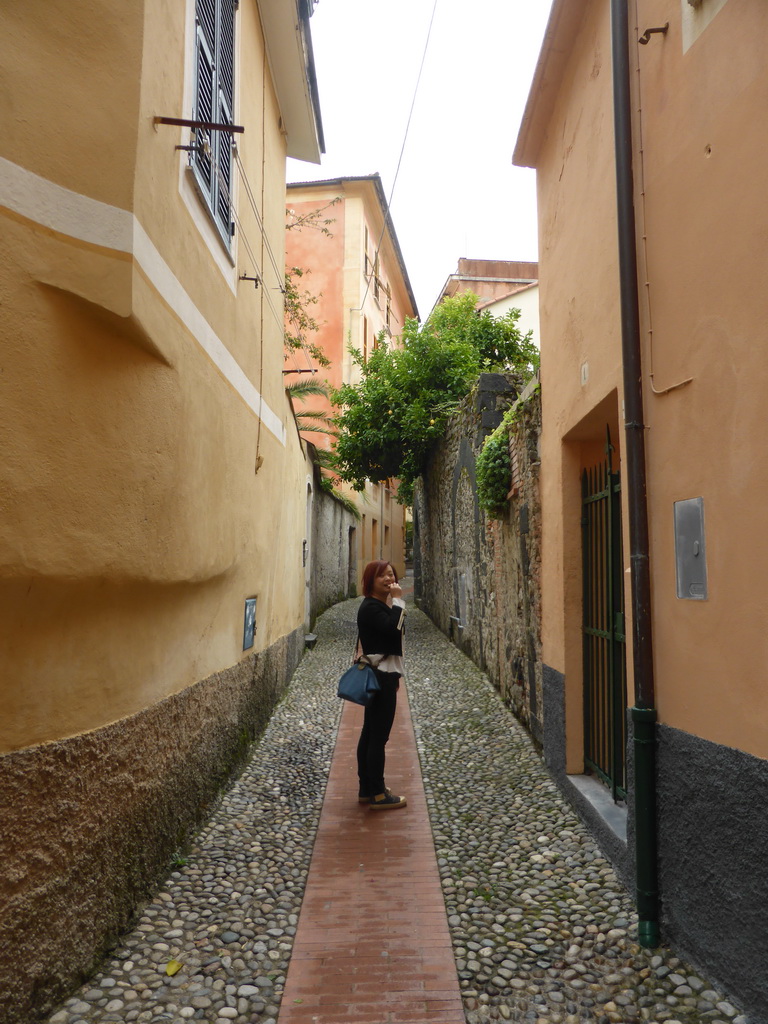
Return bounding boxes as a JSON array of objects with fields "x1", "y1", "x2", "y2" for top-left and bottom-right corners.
[
  {"x1": 476, "y1": 386, "x2": 539, "y2": 518},
  {"x1": 475, "y1": 419, "x2": 513, "y2": 518}
]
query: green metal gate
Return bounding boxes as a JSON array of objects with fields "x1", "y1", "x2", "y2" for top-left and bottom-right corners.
[{"x1": 582, "y1": 432, "x2": 627, "y2": 800}]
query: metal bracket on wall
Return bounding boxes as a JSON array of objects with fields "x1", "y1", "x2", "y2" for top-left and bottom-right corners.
[
  {"x1": 153, "y1": 116, "x2": 245, "y2": 134},
  {"x1": 638, "y1": 23, "x2": 669, "y2": 44}
]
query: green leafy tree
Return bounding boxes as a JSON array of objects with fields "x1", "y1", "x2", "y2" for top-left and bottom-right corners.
[{"x1": 331, "y1": 292, "x2": 538, "y2": 504}]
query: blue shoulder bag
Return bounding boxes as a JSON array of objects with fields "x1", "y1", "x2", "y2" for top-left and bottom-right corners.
[{"x1": 337, "y1": 656, "x2": 380, "y2": 707}]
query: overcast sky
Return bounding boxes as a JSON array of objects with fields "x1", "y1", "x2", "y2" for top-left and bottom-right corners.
[{"x1": 287, "y1": 0, "x2": 554, "y2": 318}]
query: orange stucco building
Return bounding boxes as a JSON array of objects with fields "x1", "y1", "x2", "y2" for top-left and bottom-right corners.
[
  {"x1": 286, "y1": 175, "x2": 419, "y2": 587},
  {"x1": 515, "y1": 0, "x2": 768, "y2": 1015},
  {"x1": 0, "y1": 1, "x2": 324, "y2": 1019}
]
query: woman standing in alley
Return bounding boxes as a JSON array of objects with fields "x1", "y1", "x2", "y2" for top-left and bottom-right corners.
[{"x1": 356, "y1": 560, "x2": 407, "y2": 810}]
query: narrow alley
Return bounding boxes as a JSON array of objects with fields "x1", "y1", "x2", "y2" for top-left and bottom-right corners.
[{"x1": 45, "y1": 596, "x2": 742, "y2": 1024}]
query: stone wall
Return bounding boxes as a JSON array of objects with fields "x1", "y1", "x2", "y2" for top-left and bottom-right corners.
[
  {"x1": 414, "y1": 373, "x2": 543, "y2": 740},
  {"x1": 0, "y1": 628, "x2": 304, "y2": 1024},
  {"x1": 308, "y1": 452, "x2": 358, "y2": 624}
]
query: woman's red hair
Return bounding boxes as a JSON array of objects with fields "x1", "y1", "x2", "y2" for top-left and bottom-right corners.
[{"x1": 361, "y1": 560, "x2": 399, "y2": 597}]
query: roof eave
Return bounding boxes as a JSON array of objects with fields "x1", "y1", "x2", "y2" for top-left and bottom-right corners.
[
  {"x1": 259, "y1": 0, "x2": 325, "y2": 164},
  {"x1": 513, "y1": 0, "x2": 582, "y2": 169},
  {"x1": 476, "y1": 282, "x2": 539, "y2": 311}
]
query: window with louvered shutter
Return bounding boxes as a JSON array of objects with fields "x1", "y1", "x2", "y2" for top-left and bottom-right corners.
[{"x1": 191, "y1": 0, "x2": 236, "y2": 245}]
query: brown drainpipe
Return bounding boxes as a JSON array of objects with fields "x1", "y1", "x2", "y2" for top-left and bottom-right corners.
[{"x1": 610, "y1": 0, "x2": 659, "y2": 947}]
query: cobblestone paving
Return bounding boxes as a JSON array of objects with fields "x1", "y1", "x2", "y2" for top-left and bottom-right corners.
[
  {"x1": 404, "y1": 607, "x2": 745, "y2": 1024},
  {"x1": 45, "y1": 598, "x2": 745, "y2": 1024},
  {"x1": 45, "y1": 601, "x2": 353, "y2": 1024}
]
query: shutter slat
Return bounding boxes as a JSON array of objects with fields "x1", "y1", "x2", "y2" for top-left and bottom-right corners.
[
  {"x1": 218, "y1": 0, "x2": 235, "y2": 100},
  {"x1": 196, "y1": 0, "x2": 216, "y2": 46},
  {"x1": 193, "y1": 34, "x2": 214, "y2": 189}
]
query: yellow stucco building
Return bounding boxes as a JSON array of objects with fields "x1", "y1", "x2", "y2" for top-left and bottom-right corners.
[{"x1": 0, "y1": 1, "x2": 323, "y2": 1019}]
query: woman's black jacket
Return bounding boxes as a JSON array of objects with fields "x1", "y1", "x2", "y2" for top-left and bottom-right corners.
[{"x1": 357, "y1": 597, "x2": 405, "y2": 657}]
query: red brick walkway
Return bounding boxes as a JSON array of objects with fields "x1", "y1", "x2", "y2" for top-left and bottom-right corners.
[{"x1": 278, "y1": 682, "x2": 465, "y2": 1024}]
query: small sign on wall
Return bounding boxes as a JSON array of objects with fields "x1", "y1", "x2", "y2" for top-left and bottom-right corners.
[
  {"x1": 674, "y1": 498, "x2": 708, "y2": 600},
  {"x1": 243, "y1": 597, "x2": 257, "y2": 649}
]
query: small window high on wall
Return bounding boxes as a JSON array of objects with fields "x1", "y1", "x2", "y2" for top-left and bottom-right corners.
[{"x1": 192, "y1": 0, "x2": 236, "y2": 245}]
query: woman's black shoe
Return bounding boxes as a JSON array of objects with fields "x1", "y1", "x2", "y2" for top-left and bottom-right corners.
[{"x1": 369, "y1": 791, "x2": 407, "y2": 810}]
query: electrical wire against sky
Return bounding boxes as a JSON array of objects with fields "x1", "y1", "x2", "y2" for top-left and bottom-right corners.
[
  {"x1": 288, "y1": 0, "x2": 554, "y2": 316},
  {"x1": 359, "y1": 0, "x2": 439, "y2": 313}
]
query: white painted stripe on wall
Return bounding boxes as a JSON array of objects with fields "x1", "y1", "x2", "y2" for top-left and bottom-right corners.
[
  {"x1": 0, "y1": 156, "x2": 134, "y2": 252},
  {"x1": 132, "y1": 221, "x2": 285, "y2": 443},
  {"x1": 0, "y1": 156, "x2": 285, "y2": 445}
]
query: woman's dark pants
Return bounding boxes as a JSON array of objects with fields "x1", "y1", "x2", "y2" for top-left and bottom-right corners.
[{"x1": 356, "y1": 670, "x2": 400, "y2": 797}]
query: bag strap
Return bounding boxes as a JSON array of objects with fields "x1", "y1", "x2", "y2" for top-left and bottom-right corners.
[{"x1": 354, "y1": 632, "x2": 378, "y2": 667}]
